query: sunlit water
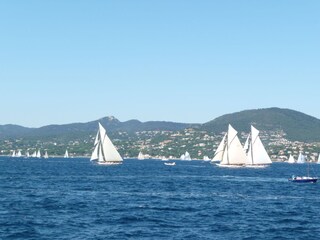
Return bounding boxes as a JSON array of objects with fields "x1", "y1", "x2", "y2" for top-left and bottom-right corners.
[{"x1": 0, "y1": 157, "x2": 320, "y2": 239}]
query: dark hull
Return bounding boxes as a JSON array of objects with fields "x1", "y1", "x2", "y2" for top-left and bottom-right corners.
[{"x1": 288, "y1": 178, "x2": 318, "y2": 183}]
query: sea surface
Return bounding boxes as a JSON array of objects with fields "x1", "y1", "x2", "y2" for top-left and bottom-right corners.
[{"x1": 0, "y1": 157, "x2": 320, "y2": 239}]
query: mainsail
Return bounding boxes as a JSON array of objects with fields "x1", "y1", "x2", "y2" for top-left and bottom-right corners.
[
  {"x1": 90, "y1": 123, "x2": 123, "y2": 164},
  {"x1": 245, "y1": 126, "x2": 272, "y2": 166}
]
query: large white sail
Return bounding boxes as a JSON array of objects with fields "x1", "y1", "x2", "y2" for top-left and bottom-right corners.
[
  {"x1": 245, "y1": 126, "x2": 272, "y2": 166},
  {"x1": 317, "y1": 154, "x2": 320, "y2": 164},
  {"x1": 91, "y1": 123, "x2": 123, "y2": 164},
  {"x1": 211, "y1": 133, "x2": 226, "y2": 162},
  {"x1": 219, "y1": 124, "x2": 246, "y2": 166}
]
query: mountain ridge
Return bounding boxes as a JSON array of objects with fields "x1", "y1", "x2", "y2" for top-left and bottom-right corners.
[{"x1": 1, "y1": 107, "x2": 320, "y2": 142}]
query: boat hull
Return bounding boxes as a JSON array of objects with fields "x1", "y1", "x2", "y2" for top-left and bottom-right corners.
[
  {"x1": 288, "y1": 177, "x2": 318, "y2": 183},
  {"x1": 97, "y1": 161, "x2": 122, "y2": 165},
  {"x1": 216, "y1": 163, "x2": 245, "y2": 168}
]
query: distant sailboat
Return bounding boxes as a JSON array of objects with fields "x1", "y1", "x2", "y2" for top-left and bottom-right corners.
[
  {"x1": 180, "y1": 151, "x2": 191, "y2": 160},
  {"x1": 90, "y1": 123, "x2": 123, "y2": 165},
  {"x1": 11, "y1": 150, "x2": 16, "y2": 157},
  {"x1": 64, "y1": 150, "x2": 69, "y2": 158},
  {"x1": 16, "y1": 150, "x2": 22, "y2": 157},
  {"x1": 288, "y1": 154, "x2": 295, "y2": 164},
  {"x1": 317, "y1": 154, "x2": 320, "y2": 164},
  {"x1": 36, "y1": 150, "x2": 41, "y2": 158},
  {"x1": 44, "y1": 151, "x2": 49, "y2": 159},
  {"x1": 137, "y1": 151, "x2": 145, "y2": 160},
  {"x1": 245, "y1": 126, "x2": 272, "y2": 167},
  {"x1": 296, "y1": 151, "x2": 306, "y2": 164},
  {"x1": 31, "y1": 151, "x2": 37, "y2": 158},
  {"x1": 216, "y1": 124, "x2": 247, "y2": 167},
  {"x1": 25, "y1": 151, "x2": 30, "y2": 158}
]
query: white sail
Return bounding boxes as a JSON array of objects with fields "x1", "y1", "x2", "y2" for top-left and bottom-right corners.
[
  {"x1": 64, "y1": 150, "x2": 69, "y2": 158},
  {"x1": 31, "y1": 151, "x2": 37, "y2": 157},
  {"x1": 137, "y1": 151, "x2": 145, "y2": 160},
  {"x1": 212, "y1": 133, "x2": 227, "y2": 162},
  {"x1": 288, "y1": 154, "x2": 295, "y2": 163},
  {"x1": 36, "y1": 150, "x2": 41, "y2": 158},
  {"x1": 219, "y1": 124, "x2": 246, "y2": 166},
  {"x1": 317, "y1": 154, "x2": 320, "y2": 164},
  {"x1": 184, "y1": 151, "x2": 191, "y2": 160},
  {"x1": 16, "y1": 150, "x2": 22, "y2": 157},
  {"x1": 90, "y1": 144, "x2": 99, "y2": 161},
  {"x1": 245, "y1": 126, "x2": 272, "y2": 166},
  {"x1": 91, "y1": 123, "x2": 123, "y2": 164},
  {"x1": 297, "y1": 151, "x2": 306, "y2": 164},
  {"x1": 26, "y1": 151, "x2": 30, "y2": 158},
  {"x1": 44, "y1": 151, "x2": 49, "y2": 159},
  {"x1": 12, "y1": 150, "x2": 16, "y2": 157}
]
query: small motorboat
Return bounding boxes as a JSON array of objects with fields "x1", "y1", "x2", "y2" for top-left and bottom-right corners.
[
  {"x1": 164, "y1": 162, "x2": 176, "y2": 166},
  {"x1": 288, "y1": 176, "x2": 318, "y2": 183}
]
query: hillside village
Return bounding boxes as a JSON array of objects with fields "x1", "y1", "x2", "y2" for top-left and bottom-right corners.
[{"x1": 1, "y1": 127, "x2": 320, "y2": 162}]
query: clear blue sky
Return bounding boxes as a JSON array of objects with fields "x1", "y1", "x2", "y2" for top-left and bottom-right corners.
[{"x1": 0, "y1": 1, "x2": 319, "y2": 127}]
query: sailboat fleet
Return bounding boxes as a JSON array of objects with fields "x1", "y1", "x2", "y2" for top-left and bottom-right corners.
[
  {"x1": 212, "y1": 124, "x2": 272, "y2": 168},
  {"x1": 6, "y1": 121, "x2": 320, "y2": 183}
]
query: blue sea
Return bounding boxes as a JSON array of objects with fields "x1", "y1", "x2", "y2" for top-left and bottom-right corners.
[{"x1": 0, "y1": 157, "x2": 320, "y2": 239}]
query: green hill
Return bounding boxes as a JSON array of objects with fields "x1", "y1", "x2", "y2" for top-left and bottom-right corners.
[{"x1": 202, "y1": 107, "x2": 320, "y2": 142}]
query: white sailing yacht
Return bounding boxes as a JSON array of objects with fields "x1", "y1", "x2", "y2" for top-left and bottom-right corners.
[
  {"x1": 44, "y1": 151, "x2": 49, "y2": 159},
  {"x1": 245, "y1": 125, "x2": 272, "y2": 168},
  {"x1": 296, "y1": 151, "x2": 306, "y2": 164},
  {"x1": 137, "y1": 151, "x2": 145, "y2": 160},
  {"x1": 216, "y1": 124, "x2": 247, "y2": 167},
  {"x1": 64, "y1": 150, "x2": 69, "y2": 158},
  {"x1": 11, "y1": 150, "x2": 16, "y2": 157},
  {"x1": 317, "y1": 154, "x2": 320, "y2": 164},
  {"x1": 288, "y1": 154, "x2": 295, "y2": 164},
  {"x1": 36, "y1": 150, "x2": 41, "y2": 158},
  {"x1": 90, "y1": 122, "x2": 123, "y2": 165}
]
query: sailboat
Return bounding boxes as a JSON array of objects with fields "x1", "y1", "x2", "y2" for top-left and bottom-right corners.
[
  {"x1": 296, "y1": 151, "x2": 306, "y2": 164},
  {"x1": 11, "y1": 150, "x2": 16, "y2": 157},
  {"x1": 43, "y1": 151, "x2": 49, "y2": 159},
  {"x1": 90, "y1": 122, "x2": 123, "y2": 165},
  {"x1": 180, "y1": 151, "x2": 191, "y2": 160},
  {"x1": 245, "y1": 126, "x2": 272, "y2": 168},
  {"x1": 317, "y1": 154, "x2": 320, "y2": 164},
  {"x1": 216, "y1": 124, "x2": 247, "y2": 167},
  {"x1": 287, "y1": 154, "x2": 295, "y2": 164},
  {"x1": 288, "y1": 159, "x2": 318, "y2": 183},
  {"x1": 137, "y1": 151, "x2": 145, "y2": 160},
  {"x1": 16, "y1": 150, "x2": 22, "y2": 157},
  {"x1": 36, "y1": 150, "x2": 41, "y2": 158},
  {"x1": 64, "y1": 150, "x2": 69, "y2": 158}
]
